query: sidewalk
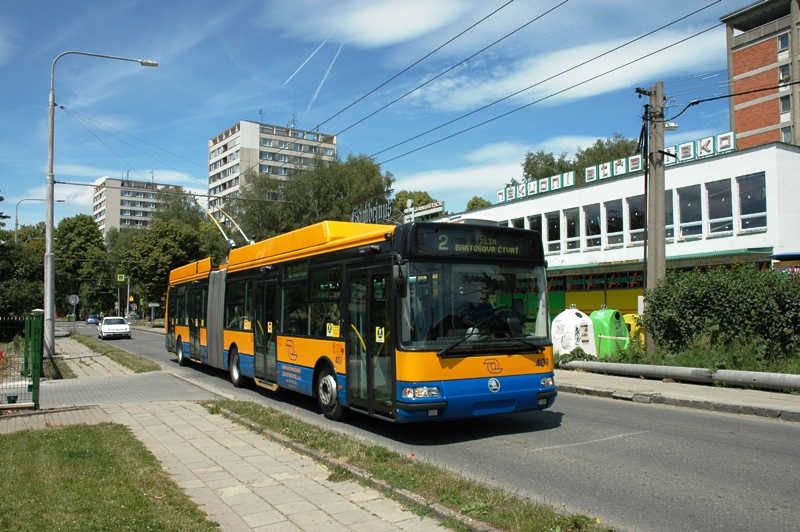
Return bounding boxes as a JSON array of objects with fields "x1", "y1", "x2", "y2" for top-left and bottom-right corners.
[{"x1": 1, "y1": 338, "x2": 449, "y2": 532}]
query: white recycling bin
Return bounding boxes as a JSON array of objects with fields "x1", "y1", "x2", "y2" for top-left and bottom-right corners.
[{"x1": 551, "y1": 308, "x2": 597, "y2": 357}]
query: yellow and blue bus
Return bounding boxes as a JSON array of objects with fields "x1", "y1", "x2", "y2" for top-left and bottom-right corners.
[{"x1": 165, "y1": 220, "x2": 556, "y2": 423}]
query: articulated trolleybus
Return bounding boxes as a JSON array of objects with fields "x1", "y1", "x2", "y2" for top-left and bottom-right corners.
[{"x1": 165, "y1": 221, "x2": 556, "y2": 423}]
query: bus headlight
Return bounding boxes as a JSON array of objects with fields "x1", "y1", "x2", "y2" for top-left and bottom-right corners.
[
  {"x1": 540, "y1": 377, "x2": 554, "y2": 388},
  {"x1": 402, "y1": 386, "x2": 441, "y2": 399}
]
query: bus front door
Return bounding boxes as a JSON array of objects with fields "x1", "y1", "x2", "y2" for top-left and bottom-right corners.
[
  {"x1": 188, "y1": 286, "x2": 205, "y2": 360},
  {"x1": 347, "y1": 268, "x2": 393, "y2": 418},
  {"x1": 254, "y1": 279, "x2": 278, "y2": 383}
]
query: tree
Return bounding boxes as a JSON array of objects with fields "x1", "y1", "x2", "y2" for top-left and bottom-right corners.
[
  {"x1": 0, "y1": 224, "x2": 45, "y2": 313},
  {"x1": 119, "y1": 221, "x2": 206, "y2": 307},
  {"x1": 392, "y1": 190, "x2": 439, "y2": 222},
  {"x1": 521, "y1": 150, "x2": 572, "y2": 182},
  {"x1": 0, "y1": 190, "x2": 9, "y2": 226},
  {"x1": 54, "y1": 215, "x2": 107, "y2": 318},
  {"x1": 231, "y1": 154, "x2": 394, "y2": 239},
  {"x1": 466, "y1": 196, "x2": 492, "y2": 211}
]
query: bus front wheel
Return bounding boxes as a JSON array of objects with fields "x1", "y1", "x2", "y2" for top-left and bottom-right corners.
[
  {"x1": 230, "y1": 348, "x2": 244, "y2": 388},
  {"x1": 176, "y1": 338, "x2": 188, "y2": 366},
  {"x1": 317, "y1": 367, "x2": 348, "y2": 421}
]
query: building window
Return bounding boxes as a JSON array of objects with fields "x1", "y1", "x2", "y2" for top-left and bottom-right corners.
[
  {"x1": 665, "y1": 190, "x2": 674, "y2": 239},
  {"x1": 511, "y1": 218, "x2": 524, "y2": 228},
  {"x1": 584, "y1": 204, "x2": 601, "y2": 248},
  {"x1": 546, "y1": 211, "x2": 560, "y2": 252},
  {"x1": 738, "y1": 172, "x2": 767, "y2": 231},
  {"x1": 781, "y1": 126, "x2": 792, "y2": 143},
  {"x1": 778, "y1": 33, "x2": 789, "y2": 52},
  {"x1": 627, "y1": 195, "x2": 645, "y2": 243},
  {"x1": 278, "y1": 141, "x2": 289, "y2": 149},
  {"x1": 706, "y1": 178, "x2": 732, "y2": 234},
  {"x1": 779, "y1": 64, "x2": 791, "y2": 86},
  {"x1": 260, "y1": 151, "x2": 274, "y2": 160},
  {"x1": 564, "y1": 208, "x2": 580, "y2": 250},
  {"x1": 528, "y1": 214, "x2": 541, "y2": 234},
  {"x1": 678, "y1": 184, "x2": 702, "y2": 237},
  {"x1": 605, "y1": 199, "x2": 623, "y2": 245},
  {"x1": 122, "y1": 191, "x2": 131, "y2": 196},
  {"x1": 260, "y1": 138, "x2": 273, "y2": 147},
  {"x1": 780, "y1": 95, "x2": 791, "y2": 114}
]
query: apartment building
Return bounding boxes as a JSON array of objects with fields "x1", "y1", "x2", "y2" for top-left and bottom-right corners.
[
  {"x1": 722, "y1": 0, "x2": 800, "y2": 148},
  {"x1": 92, "y1": 177, "x2": 168, "y2": 237},
  {"x1": 207, "y1": 120, "x2": 337, "y2": 223}
]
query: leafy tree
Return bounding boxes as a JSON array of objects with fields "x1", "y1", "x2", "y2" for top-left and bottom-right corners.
[
  {"x1": 466, "y1": 196, "x2": 492, "y2": 211},
  {"x1": 0, "y1": 224, "x2": 46, "y2": 313},
  {"x1": 119, "y1": 221, "x2": 206, "y2": 307},
  {"x1": 231, "y1": 154, "x2": 394, "y2": 239},
  {"x1": 0, "y1": 190, "x2": 9, "y2": 226},
  {"x1": 54, "y1": 215, "x2": 107, "y2": 318},
  {"x1": 392, "y1": 190, "x2": 439, "y2": 222},
  {"x1": 522, "y1": 150, "x2": 572, "y2": 182}
]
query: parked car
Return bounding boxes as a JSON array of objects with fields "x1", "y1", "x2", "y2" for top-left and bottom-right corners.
[
  {"x1": 97, "y1": 316, "x2": 131, "y2": 340},
  {"x1": 85, "y1": 314, "x2": 100, "y2": 325}
]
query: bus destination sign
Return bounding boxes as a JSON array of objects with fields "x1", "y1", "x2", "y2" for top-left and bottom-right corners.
[{"x1": 413, "y1": 226, "x2": 542, "y2": 260}]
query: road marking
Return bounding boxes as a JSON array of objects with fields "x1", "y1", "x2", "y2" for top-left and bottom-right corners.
[{"x1": 532, "y1": 431, "x2": 650, "y2": 452}]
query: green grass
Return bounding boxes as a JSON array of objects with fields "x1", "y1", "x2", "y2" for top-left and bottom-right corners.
[
  {"x1": 69, "y1": 332, "x2": 161, "y2": 373},
  {"x1": 0, "y1": 423, "x2": 218, "y2": 531},
  {"x1": 203, "y1": 399, "x2": 608, "y2": 532}
]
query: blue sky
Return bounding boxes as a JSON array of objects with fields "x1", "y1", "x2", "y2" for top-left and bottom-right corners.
[{"x1": 1, "y1": 0, "x2": 754, "y2": 228}]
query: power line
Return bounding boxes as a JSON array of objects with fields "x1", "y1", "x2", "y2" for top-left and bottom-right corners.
[
  {"x1": 377, "y1": 23, "x2": 722, "y2": 165},
  {"x1": 369, "y1": 1, "x2": 721, "y2": 159},
  {"x1": 316, "y1": 0, "x2": 517, "y2": 129}
]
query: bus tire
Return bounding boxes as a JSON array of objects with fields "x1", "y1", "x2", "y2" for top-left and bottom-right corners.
[
  {"x1": 176, "y1": 337, "x2": 188, "y2": 366},
  {"x1": 317, "y1": 366, "x2": 348, "y2": 421},
  {"x1": 230, "y1": 348, "x2": 244, "y2": 388}
]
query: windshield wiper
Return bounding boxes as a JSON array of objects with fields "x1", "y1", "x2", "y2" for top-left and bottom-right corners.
[{"x1": 436, "y1": 314, "x2": 496, "y2": 357}]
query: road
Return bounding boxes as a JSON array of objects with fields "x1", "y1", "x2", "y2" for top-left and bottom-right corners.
[{"x1": 77, "y1": 324, "x2": 800, "y2": 532}]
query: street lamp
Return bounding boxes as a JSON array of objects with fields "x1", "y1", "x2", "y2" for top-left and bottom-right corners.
[
  {"x1": 15, "y1": 198, "x2": 64, "y2": 244},
  {"x1": 45, "y1": 51, "x2": 157, "y2": 358}
]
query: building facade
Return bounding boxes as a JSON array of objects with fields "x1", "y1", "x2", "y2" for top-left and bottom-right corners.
[
  {"x1": 722, "y1": 0, "x2": 800, "y2": 148},
  {"x1": 446, "y1": 140, "x2": 800, "y2": 317},
  {"x1": 207, "y1": 120, "x2": 337, "y2": 223},
  {"x1": 92, "y1": 177, "x2": 168, "y2": 237}
]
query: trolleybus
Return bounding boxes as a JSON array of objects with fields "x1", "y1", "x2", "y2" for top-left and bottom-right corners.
[{"x1": 165, "y1": 220, "x2": 556, "y2": 423}]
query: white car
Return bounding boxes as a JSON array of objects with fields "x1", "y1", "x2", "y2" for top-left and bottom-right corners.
[{"x1": 97, "y1": 317, "x2": 132, "y2": 340}]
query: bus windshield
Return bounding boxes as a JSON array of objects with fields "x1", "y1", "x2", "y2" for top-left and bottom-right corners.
[{"x1": 399, "y1": 260, "x2": 549, "y2": 351}]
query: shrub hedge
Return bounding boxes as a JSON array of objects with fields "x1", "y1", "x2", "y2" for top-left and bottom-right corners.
[{"x1": 641, "y1": 264, "x2": 800, "y2": 358}]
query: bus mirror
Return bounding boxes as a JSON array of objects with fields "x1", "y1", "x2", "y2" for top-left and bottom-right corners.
[{"x1": 393, "y1": 264, "x2": 407, "y2": 297}]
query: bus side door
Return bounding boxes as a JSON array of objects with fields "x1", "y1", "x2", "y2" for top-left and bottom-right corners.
[
  {"x1": 346, "y1": 268, "x2": 393, "y2": 418},
  {"x1": 254, "y1": 279, "x2": 278, "y2": 383}
]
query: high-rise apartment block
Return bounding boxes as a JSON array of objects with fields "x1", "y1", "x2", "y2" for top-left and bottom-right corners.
[
  {"x1": 722, "y1": 0, "x2": 800, "y2": 148},
  {"x1": 207, "y1": 120, "x2": 337, "y2": 222},
  {"x1": 93, "y1": 176, "x2": 167, "y2": 237}
]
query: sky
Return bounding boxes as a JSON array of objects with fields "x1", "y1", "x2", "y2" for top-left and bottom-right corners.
[{"x1": 1, "y1": 0, "x2": 757, "y2": 229}]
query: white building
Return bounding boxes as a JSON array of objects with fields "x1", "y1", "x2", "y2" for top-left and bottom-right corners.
[
  {"x1": 445, "y1": 137, "x2": 800, "y2": 315},
  {"x1": 92, "y1": 177, "x2": 169, "y2": 237},
  {"x1": 207, "y1": 120, "x2": 337, "y2": 224}
]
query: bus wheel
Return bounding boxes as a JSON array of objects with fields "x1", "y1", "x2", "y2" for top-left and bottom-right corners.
[
  {"x1": 230, "y1": 348, "x2": 244, "y2": 388},
  {"x1": 176, "y1": 338, "x2": 188, "y2": 366},
  {"x1": 317, "y1": 367, "x2": 348, "y2": 421}
]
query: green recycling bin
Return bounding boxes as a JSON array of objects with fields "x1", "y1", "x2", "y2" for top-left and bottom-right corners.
[{"x1": 590, "y1": 308, "x2": 629, "y2": 358}]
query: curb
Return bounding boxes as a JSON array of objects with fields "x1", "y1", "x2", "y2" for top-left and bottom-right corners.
[
  {"x1": 557, "y1": 384, "x2": 800, "y2": 423},
  {"x1": 219, "y1": 408, "x2": 502, "y2": 532}
]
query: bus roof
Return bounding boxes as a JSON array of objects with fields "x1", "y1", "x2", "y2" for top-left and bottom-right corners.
[
  {"x1": 168, "y1": 257, "x2": 216, "y2": 284},
  {"x1": 226, "y1": 220, "x2": 395, "y2": 273}
]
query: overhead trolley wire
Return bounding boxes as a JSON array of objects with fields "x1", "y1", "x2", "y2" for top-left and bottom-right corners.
[
  {"x1": 377, "y1": 22, "x2": 723, "y2": 165},
  {"x1": 370, "y1": 1, "x2": 721, "y2": 160}
]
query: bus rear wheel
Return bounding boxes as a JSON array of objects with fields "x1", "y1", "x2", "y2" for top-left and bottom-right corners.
[
  {"x1": 230, "y1": 348, "x2": 244, "y2": 388},
  {"x1": 176, "y1": 338, "x2": 188, "y2": 366},
  {"x1": 317, "y1": 367, "x2": 348, "y2": 421}
]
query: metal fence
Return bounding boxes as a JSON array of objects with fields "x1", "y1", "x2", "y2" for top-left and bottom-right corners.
[{"x1": 0, "y1": 313, "x2": 43, "y2": 410}]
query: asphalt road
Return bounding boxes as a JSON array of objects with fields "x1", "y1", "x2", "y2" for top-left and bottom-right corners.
[{"x1": 80, "y1": 324, "x2": 800, "y2": 532}]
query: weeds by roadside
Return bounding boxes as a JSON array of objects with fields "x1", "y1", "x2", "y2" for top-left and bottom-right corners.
[
  {"x1": 203, "y1": 399, "x2": 610, "y2": 532},
  {"x1": 68, "y1": 332, "x2": 161, "y2": 373}
]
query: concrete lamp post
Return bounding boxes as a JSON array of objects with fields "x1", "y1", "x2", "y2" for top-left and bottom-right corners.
[{"x1": 45, "y1": 51, "x2": 157, "y2": 358}]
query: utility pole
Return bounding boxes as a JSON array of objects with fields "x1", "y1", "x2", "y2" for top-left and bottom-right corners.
[{"x1": 647, "y1": 81, "x2": 667, "y2": 292}]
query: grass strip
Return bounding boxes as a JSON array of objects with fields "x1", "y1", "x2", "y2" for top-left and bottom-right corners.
[
  {"x1": 69, "y1": 332, "x2": 161, "y2": 373},
  {"x1": 0, "y1": 423, "x2": 218, "y2": 531},
  {"x1": 203, "y1": 399, "x2": 609, "y2": 532}
]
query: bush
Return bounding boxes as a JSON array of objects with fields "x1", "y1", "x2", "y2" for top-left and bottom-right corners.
[{"x1": 642, "y1": 264, "x2": 800, "y2": 359}]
